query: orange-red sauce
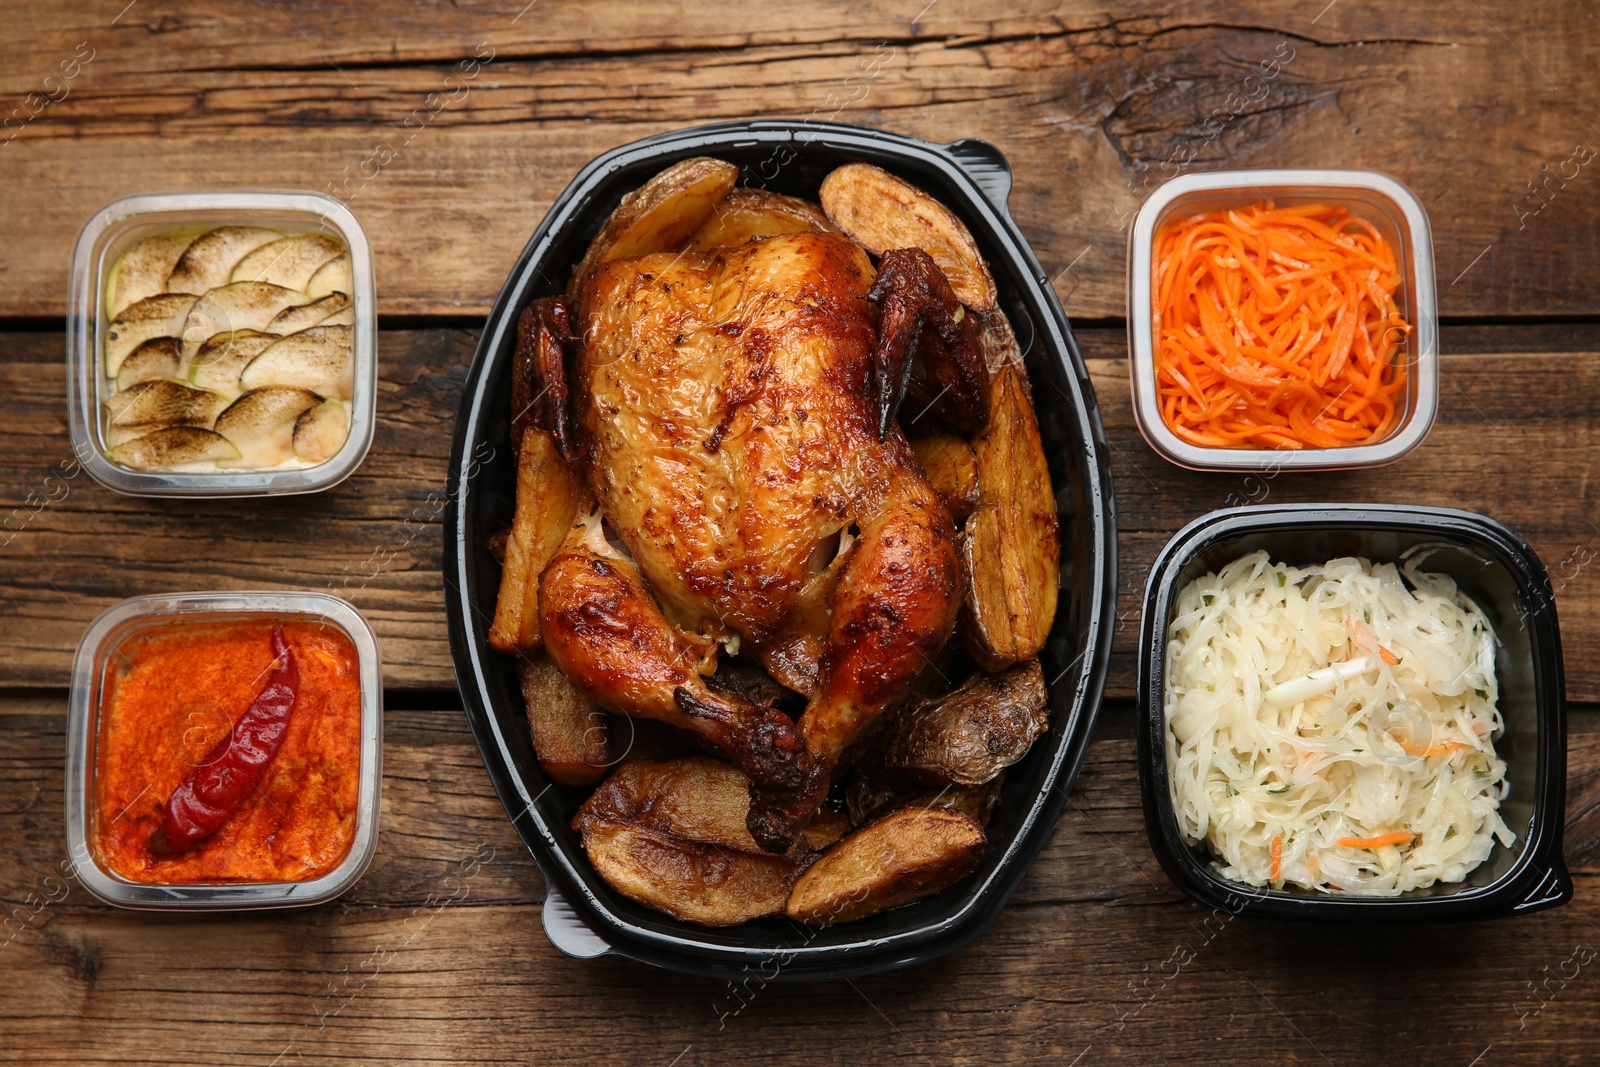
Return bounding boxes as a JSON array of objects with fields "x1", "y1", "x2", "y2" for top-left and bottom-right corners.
[{"x1": 94, "y1": 617, "x2": 362, "y2": 884}]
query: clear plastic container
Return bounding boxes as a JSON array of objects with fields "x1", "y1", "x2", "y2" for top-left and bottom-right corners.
[
  {"x1": 1127, "y1": 169, "x2": 1438, "y2": 471},
  {"x1": 66, "y1": 191, "x2": 376, "y2": 497},
  {"x1": 65, "y1": 591, "x2": 383, "y2": 910}
]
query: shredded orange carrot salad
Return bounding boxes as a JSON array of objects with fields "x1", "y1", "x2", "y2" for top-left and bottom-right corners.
[
  {"x1": 1337, "y1": 832, "x2": 1416, "y2": 849},
  {"x1": 1269, "y1": 832, "x2": 1283, "y2": 882},
  {"x1": 1153, "y1": 201, "x2": 1411, "y2": 450}
]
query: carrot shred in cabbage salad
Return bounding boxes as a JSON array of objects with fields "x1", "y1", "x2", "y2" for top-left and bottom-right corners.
[{"x1": 1153, "y1": 201, "x2": 1411, "y2": 450}]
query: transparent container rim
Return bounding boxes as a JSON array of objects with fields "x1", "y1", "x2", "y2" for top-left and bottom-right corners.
[
  {"x1": 1126, "y1": 167, "x2": 1439, "y2": 472},
  {"x1": 64, "y1": 590, "x2": 384, "y2": 910},
  {"x1": 65, "y1": 190, "x2": 377, "y2": 498}
]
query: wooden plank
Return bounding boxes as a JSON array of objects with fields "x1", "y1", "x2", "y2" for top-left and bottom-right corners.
[
  {"x1": 3, "y1": 331, "x2": 1599, "y2": 699},
  {"x1": 0, "y1": 4, "x2": 1596, "y2": 318},
  {"x1": 0, "y1": 329, "x2": 470, "y2": 691},
  {"x1": 0, "y1": 1, "x2": 1545, "y2": 80},
  {"x1": 5, "y1": 699, "x2": 1600, "y2": 1064}
]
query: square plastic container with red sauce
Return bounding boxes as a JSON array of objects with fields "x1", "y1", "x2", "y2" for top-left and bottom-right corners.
[{"x1": 65, "y1": 591, "x2": 382, "y2": 910}]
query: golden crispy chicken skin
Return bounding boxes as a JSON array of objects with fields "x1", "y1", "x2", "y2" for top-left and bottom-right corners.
[
  {"x1": 540, "y1": 231, "x2": 963, "y2": 850},
  {"x1": 538, "y1": 510, "x2": 824, "y2": 819}
]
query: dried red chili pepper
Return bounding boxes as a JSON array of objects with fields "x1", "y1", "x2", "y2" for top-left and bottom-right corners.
[{"x1": 150, "y1": 625, "x2": 299, "y2": 855}]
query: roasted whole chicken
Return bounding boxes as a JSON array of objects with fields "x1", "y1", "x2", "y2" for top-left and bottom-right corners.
[
  {"x1": 490, "y1": 157, "x2": 1061, "y2": 916},
  {"x1": 538, "y1": 225, "x2": 1003, "y2": 850}
]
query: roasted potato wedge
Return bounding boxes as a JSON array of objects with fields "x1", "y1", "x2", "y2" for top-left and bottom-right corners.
[
  {"x1": 568, "y1": 156, "x2": 739, "y2": 300},
  {"x1": 580, "y1": 821, "x2": 800, "y2": 926},
  {"x1": 909, "y1": 434, "x2": 980, "y2": 523},
  {"x1": 518, "y1": 651, "x2": 610, "y2": 788},
  {"x1": 959, "y1": 508, "x2": 1014, "y2": 670},
  {"x1": 488, "y1": 429, "x2": 586, "y2": 652},
  {"x1": 578, "y1": 757, "x2": 778, "y2": 855},
  {"x1": 883, "y1": 659, "x2": 1047, "y2": 786},
  {"x1": 574, "y1": 757, "x2": 809, "y2": 925},
  {"x1": 800, "y1": 808, "x2": 853, "y2": 851},
  {"x1": 786, "y1": 807, "x2": 985, "y2": 924},
  {"x1": 819, "y1": 162, "x2": 997, "y2": 312},
  {"x1": 959, "y1": 362, "x2": 1060, "y2": 670},
  {"x1": 683, "y1": 188, "x2": 839, "y2": 251},
  {"x1": 910, "y1": 777, "x2": 1004, "y2": 827}
]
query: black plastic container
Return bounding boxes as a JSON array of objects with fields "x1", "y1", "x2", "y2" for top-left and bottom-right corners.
[
  {"x1": 1137, "y1": 504, "x2": 1570, "y2": 920},
  {"x1": 443, "y1": 121, "x2": 1117, "y2": 979}
]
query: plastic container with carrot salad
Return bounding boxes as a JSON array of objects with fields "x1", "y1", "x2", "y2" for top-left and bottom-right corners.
[
  {"x1": 1128, "y1": 169, "x2": 1438, "y2": 471},
  {"x1": 65, "y1": 591, "x2": 381, "y2": 910}
]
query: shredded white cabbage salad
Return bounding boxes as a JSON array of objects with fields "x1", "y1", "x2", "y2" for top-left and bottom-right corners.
[{"x1": 1164, "y1": 549, "x2": 1515, "y2": 896}]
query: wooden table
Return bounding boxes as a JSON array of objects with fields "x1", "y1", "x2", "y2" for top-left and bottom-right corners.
[{"x1": 5, "y1": 3, "x2": 1600, "y2": 1063}]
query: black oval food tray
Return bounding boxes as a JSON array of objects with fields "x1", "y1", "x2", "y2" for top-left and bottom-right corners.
[{"x1": 444, "y1": 120, "x2": 1117, "y2": 980}]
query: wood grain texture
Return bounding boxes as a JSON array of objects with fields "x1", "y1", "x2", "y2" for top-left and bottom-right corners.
[
  {"x1": 4, "y1": 699, "x2": 1600, "y2": 1066},
  {"x1": 3, "y1": 4, "x2": 1598, "y2": 1061},
  {"x1": 0, "y1": 3, "x2": 1596, "y2": 319},
  {"x1": 4, "y1": 330, "x2": 1600, "y2": 701},
  {"x1": 0, "y1": 329, "x2": 472, "y2": 691}
]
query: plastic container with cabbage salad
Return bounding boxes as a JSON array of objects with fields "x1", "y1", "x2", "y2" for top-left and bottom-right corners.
[
  {"x1": 65, "y1": 591, "x2": 383, "y2": 910},
  {"x1": 1127, "y1": 169, "x2": 1438, "y2": 472},
  {"x1": 1137, "y1": 504, "x2": 1570, "y2": 920},
  {"x1": 66, "y1": 191, "x2": 376, "y2": 497}
]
